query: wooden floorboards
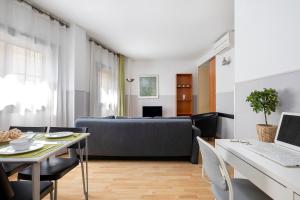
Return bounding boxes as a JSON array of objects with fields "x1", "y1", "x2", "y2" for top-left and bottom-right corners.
[{"x1": 38, "y1": 160, "x2": 214, "y2": 200}]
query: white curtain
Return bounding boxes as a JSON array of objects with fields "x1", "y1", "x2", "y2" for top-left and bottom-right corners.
[
  {"x1": 90, "y1": 42, "x2": 118, "y2": 117},
  {"x1": 0, "y1": 0, "x2": 71, "y2": 129}
]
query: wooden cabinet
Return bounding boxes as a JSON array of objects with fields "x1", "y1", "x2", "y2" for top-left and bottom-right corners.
[{"x1": 176, "y1": 74, "x2": 193, "y2": 116}]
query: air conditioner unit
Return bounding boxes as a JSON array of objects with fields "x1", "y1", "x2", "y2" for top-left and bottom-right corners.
[{"x1": 213, "y1": 31, "x2": 234, "y2": 55}]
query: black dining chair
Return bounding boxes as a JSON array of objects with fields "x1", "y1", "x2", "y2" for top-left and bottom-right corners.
[
  {"x1": 9, "y1": 126, "x2": 48, "y2": 133},
  {"x1": 1, "y1": 126, "x2": 48, "y2": 177},
  {"x1": 0, "y1": 164, "x2": 53, "y2": 200},
  {"x1": 18, "y1": 127, "x2": 88, "y2": 200},
  {"x1": 1, "y1": 162, "x2": 28, "y2": 177}
]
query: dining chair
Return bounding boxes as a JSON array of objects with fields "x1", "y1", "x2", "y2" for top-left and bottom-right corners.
[
  {"x1": 9, "y1": 126, "x2": 48, "y2": 133},
  {"x1": 1, "y1": 126, "x2": 48, "y2": 177},
  {"x1": 18, "y1": 127, "x2": 88, "y2": 200},
  {"x1": 0, "y1": 164, "x2": 53, "y2": 200},
  {"x1": 196, "y1": 137, "x2": 272, "y2": 200}
]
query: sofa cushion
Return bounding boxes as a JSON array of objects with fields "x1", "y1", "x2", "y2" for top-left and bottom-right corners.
[
  {"x1": 78, "y1": 115, "x2": 115, "y2": 119},
  {"x1": 153, "y1": 116, "x2": 191, "y2": 119},
  {"x1": 75, "y1": 118, "x2": 193, "y2": 157},
  {"x1": 115, "y1": 116, "x2": 152, "y2": 119}
]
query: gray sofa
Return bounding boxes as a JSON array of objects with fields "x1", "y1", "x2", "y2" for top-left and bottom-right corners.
[{"x1": 75, "y1": 117, "x2": 201, "y2": 164}]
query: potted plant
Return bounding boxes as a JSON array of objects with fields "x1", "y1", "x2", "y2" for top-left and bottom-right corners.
[{"x1": 246, "y1": 88, "x2": 279, "y2": 142}]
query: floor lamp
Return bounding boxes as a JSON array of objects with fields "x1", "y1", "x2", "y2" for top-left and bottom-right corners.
[{"x1": 126, "y1": 78, "x2": 134, "y2": 116}]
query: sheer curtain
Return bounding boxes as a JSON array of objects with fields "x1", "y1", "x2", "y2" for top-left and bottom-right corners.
[
  {"x1": 0, "y1": 0, "x2": 71, "y2": 129},
  {"x1": 117, "y1": 55, "x2": 126, "y2": 116},
  {"x1": 90, "y1": 42, "x2": 119, "y2": 117}
]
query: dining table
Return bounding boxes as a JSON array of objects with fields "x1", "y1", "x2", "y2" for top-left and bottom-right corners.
[{"x1": 0, "y1": 132, "x2": 90, "y2": 200}]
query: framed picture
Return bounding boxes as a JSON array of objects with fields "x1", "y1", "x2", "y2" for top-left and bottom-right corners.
[{"x1": 139, "y1": 75, "x2": 159, "y2": 98}]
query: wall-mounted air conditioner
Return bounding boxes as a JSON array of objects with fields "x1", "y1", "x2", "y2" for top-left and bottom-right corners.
[{"x1": 213, "y1": 31, "x2": 234, "y2": 55}]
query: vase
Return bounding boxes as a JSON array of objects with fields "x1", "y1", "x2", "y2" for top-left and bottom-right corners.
[{"x1": 256, "y1": 124, "x2": 277, "y2": 143}]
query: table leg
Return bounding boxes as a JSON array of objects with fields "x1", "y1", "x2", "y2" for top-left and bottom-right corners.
[
  {"x1": 78, "y1": 142, "x2": 87, "y2": 200},
  {"x1": 32, "y1": 162, "x2": 40, "y2": 200},
  {"x1": 85, "y1": 137, "x2": 89, "y2": 199}
]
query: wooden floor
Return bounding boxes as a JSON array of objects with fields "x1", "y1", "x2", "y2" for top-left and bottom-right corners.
[{"x1": 38, "y1": 160, "x2": 214, "y2": 200}]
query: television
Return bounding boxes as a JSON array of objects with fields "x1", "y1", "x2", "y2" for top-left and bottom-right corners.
[{"x1": 142, "y1": 106, "x2": 162, "y2": 117}]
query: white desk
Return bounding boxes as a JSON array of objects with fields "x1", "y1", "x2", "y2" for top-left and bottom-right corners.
[
  {"x1": 215, "y1": 139, "x2": 300, "y2": 200},
  {"x1": 0, "y1": 133, "x2": 90, "y2": 200}
]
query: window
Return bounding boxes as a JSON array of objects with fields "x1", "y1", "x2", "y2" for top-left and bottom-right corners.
[
  {"x1": 97, "y1": 65, "x2": 117, "y2": 116},
  {"x1": 0, "y1": 0, "x2": 71, "y2": 128},
  {"x1": 90, "y1": 43, "x2": 119, "y2": 117},
  {"x1": 0, "y1": 40, "x2": 50, "y2": 113}
]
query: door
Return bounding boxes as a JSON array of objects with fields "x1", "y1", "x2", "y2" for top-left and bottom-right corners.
[
  {"x1": 198, "y1": 62, "x2": 210, "y2": 113},
  {"x1": 197, "y1": 57, "x2": 216, "y2": 113},
  {"x1": 208, "y1": 57, "x2": 216, "y2": 112}
]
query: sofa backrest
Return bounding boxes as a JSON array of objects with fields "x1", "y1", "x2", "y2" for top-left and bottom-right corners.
[{"x1": 75, "y1": 118, "x2": 193, "y2": 156}]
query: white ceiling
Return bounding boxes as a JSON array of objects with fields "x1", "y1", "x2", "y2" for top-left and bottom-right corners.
[{"x1": 30, "y1": 0, "x2": 234, "y2": 59}]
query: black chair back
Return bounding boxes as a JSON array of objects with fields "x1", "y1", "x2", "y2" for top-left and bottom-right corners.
[
  {"x1": 191, "y1": 112, "x2": 218, "y2": 138},
  {"x1": 1, "y1": 162, "x2": 29, "y2": 177},
  {"x1": 49, "y1": 127, "x2": 88, "y2": 149},
  {"x1": 9, "y1": 126, "x2": 47, "y2": 133},
  {"x1": 0, "y1": 164, "x2": 14, "y2": 200},
  {"x1": 49, "y1": 127, "x2": 88, "y2": 133},
  {"x1": 4, "y1": 127, "x2": 45, "y2": 177}
]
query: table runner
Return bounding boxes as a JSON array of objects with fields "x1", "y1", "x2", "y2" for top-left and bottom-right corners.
[
  {"x1": 0, "y1": 144, "x2": 64, "y2": 159},
  {"x1": 35, "y1": 133, "x2": 82, "y2": 142},
  {"x1": 0, "y1": 133, "x2": 83, "y2": 159}
]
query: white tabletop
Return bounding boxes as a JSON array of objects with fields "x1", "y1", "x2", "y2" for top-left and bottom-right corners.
[{"x1": 216, "y1": 139, "x2": 300, "y2": 196}]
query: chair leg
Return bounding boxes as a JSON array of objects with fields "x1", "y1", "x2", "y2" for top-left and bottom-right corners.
[
  {"x1": 54, "y1": 180, "x2": 58, "y2": 200},
  {"x1": 85, "y1": 138, "x2": 89, "y2": 199},
  {"x1": 79, "y1": 148, "x2": 87, "y2": 200},
  {"x1": 50, "y1": 189, "x2": 54, "y2": 200}
]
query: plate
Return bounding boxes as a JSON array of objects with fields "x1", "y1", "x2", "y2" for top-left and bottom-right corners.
[
  {"x1": 45, "y1": 132, "x2": 74, "y2": 139},
  {"x1": 0, "y1": 142, "x2": 44, "y2": 155}
]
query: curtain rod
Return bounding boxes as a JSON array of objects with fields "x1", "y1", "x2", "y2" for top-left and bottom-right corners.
[
  {"x1": 17, "y1": 0, "x2": 69, "y2": 28},
  {"x1": 89, "y1": 38, "x2": 119, "y2": 56},
  {"x1": 17, "y1": 0, "x2": 119, "y2": 56}
]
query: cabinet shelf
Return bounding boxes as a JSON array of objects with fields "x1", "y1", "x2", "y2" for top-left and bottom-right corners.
[
  {"x1": 177, "y1": 99, "x2": 192, "y2": 102},
  {"x1": 177, "y1": 85, "x2": 192, "y2": 88},
  {"x1": 176, "y1": 74, "x2": 192, "y2": 116},
  {"x1": 177, "y1": 87, "x2": 192, "y2": 89},
  {"x1": 177, "y1": 112, "x2": 192, "y2": 116}
]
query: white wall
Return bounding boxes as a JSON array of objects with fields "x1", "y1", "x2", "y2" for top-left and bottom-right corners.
[
  {"x1": 234, "y1": 0, "x2": 300, "y2": 139},
  {"x1": 216, "y1": 48, "x2": 234, "y2": 94},
  {"x1": 126, "y1": 59, "x2": 198, "y2": 95},
  {"x1": 125, "y1": 59, "x2": 198, "y2": 116},
  {"x1": 215, "y1": 48, "x2": 235, "y2": 139},
  {"x1": 215, "y1": 48, "x2": 235, "y2": 114},
  {"x1": 235, "y1": 0, "x2": 300, "y2": 83}
]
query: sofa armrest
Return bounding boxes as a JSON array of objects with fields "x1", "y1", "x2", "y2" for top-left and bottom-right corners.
[{"x1": 190, "y1": 125, "x2": 201, "y2": 164}]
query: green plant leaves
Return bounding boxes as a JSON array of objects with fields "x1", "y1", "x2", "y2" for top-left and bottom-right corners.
[{"x1": 246, "y1": 88, "x2": 279, "y2": 125}]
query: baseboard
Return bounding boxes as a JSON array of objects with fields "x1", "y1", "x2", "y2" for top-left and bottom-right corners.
[{"x1": 81, "y1": 155, "x2": 190, "y2": 162}]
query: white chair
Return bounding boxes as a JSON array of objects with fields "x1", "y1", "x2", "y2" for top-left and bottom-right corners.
[{"x1": 196, "y1": 137, "x2": 272, "y2": 200}]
